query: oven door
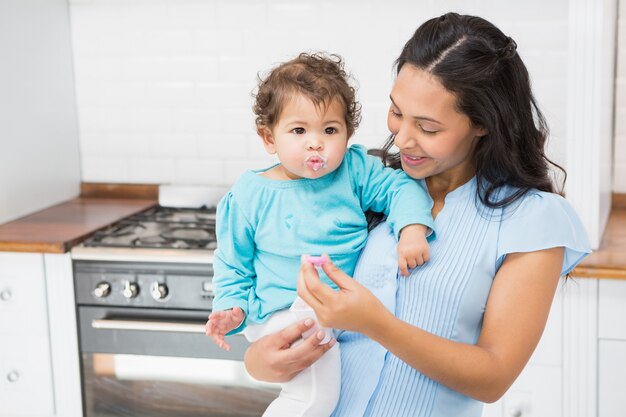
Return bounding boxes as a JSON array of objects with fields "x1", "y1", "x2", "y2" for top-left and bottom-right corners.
[{"x1": 78, "y1": 306, "x2": 279, "y2": 417}]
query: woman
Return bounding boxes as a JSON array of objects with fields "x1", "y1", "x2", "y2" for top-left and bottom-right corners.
[{"x1": 241, "y1": 12, "x2": 591, "y2": 417}]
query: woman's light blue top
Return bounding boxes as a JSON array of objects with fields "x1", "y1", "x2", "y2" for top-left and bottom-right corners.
[
  {"x1": 332, "y1": 177, "x2": 591, "y2": 417},
  {"x1": 212, "y1": 145, "x2": 434, "y2": 334}
]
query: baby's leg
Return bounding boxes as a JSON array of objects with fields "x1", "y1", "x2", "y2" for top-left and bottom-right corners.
[
  {"x1": 289, "y1": 296, "x2": 333, "y2": 344},
  {"x1": 243, "y1": 306, "x2": 340, "y2": 417},
  {"x1": 264, "y1": 343, "x2": 340, "y2": 417}
]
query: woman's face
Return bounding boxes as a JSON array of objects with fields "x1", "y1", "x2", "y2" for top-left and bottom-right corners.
[{"x1": 388, "y1": 64, "x2": 486, "y2": 181}]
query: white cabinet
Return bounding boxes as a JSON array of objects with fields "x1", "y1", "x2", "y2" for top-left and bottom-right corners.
[
  {"x1": 598, "y1": 340, "x2": 626, "y2": 417},
  {"x1": 598, "y1": 279, "x2": 626, "y2": 340},
  {"x1": 598, "y1": 279, "x2": 626, "y2": 417},
  {"x1": 0, "y1": 252, "x2": 81, "y2": 417},
  {"x1": 0, "y1": 253, "x2": 54, "y2": 416}
]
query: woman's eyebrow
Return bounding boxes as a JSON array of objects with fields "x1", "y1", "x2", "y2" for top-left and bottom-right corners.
[{"x1": 389, "y1": 95, "x2": 442, "y2": 124}]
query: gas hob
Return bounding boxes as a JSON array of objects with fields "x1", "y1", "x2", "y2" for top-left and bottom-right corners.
[{"x1": 71, "y1": 206, "x2": 217, "y2": 264}]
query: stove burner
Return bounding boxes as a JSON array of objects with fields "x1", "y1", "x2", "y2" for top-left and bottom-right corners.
[
  {"x1": 82, "y1": 206, "x2": 218, "y2": 250},
  {"x1": 161, "y1": 227, "x2": 215, "y2": 242},
  {"x1": 134, "y1": 206, "x2": 217, "y2": 225}
]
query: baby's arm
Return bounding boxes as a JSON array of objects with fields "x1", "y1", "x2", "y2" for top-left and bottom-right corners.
[
  {"x1": 398, "y1": 224, "x2": 430, "y2": 276},
  {"x1": 206, "y1": 307, "x2": 245, "y2": 351},
  {"x1": 208, "y1": 191, "x2": 256, "y2": 345},
  {"x1": 346, "y1": 146, "x2": 435, "y2": 257}
]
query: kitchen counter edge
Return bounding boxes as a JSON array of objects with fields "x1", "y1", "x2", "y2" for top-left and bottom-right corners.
[{"x1": 0, "y1": 194, "x2": 157, "y2": 254}]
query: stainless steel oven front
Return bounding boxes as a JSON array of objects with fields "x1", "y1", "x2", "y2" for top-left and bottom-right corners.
[{"x1": 73, "y1": 259, "x2": 279, "y2": 417}]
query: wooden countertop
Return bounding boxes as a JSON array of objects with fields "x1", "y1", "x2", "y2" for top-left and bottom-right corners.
[
  {"x1": 573, "y1": 193, "x2": 626, "y2": 279},
  {"x1": 0, "y1": 184, "x2": 157, "y2": 254}
]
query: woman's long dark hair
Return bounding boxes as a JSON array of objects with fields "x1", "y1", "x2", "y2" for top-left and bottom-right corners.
[{"x1": 375, "y1": 12, "x2": 565, "y2": 210}]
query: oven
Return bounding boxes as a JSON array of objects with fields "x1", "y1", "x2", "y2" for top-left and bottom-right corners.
[{"x1": 71, "y1": 205, "x2": 279, "y2": 417}]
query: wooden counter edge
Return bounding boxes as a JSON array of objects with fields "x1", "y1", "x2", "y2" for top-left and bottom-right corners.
[
  {"x1": 572, "y1": 267, "x2": 626, "y2": 280},
  {"x1": 0, "y1": 241, "x2": 67, "y2": 254}
]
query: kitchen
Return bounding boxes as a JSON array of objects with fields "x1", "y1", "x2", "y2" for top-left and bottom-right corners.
[{"x1": 0, "y1": 0, "x2": 625, "y2": 416}]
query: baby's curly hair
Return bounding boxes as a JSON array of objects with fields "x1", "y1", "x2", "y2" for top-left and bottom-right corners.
[{"x1": 253, "y1": 52, "x2": 361, "y2": 137}]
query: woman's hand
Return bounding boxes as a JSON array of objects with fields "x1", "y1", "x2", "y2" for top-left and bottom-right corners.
[
  {"x1": 297, "y1": 254, "x2": 391, "y2": 335},
  {"x1": 244, "y1": 319, "x2": 335, "y2": 383}
]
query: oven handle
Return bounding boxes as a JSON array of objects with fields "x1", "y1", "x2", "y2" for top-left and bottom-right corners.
[{"x1": 92, "y1": 318, "x2": 206, "y2": 334}]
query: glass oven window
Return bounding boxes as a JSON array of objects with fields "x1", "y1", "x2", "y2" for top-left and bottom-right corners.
[{"x1": 82, "y1": 353, "x2": 279, "y2": 417}]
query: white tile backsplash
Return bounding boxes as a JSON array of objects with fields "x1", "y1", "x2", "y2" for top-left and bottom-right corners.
[
  {"x1": 70, "y1": 0, "x2": 573, "y2": 185},
  {"x1": 174, "y1": 159, "x2": 225, "y2": 186}
]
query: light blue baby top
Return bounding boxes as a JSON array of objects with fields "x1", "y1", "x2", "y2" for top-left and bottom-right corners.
[
  {"x1": 212, "y1": 145, "x2": 435, "y2": 333},
  {"x1": 332, "y1": 177, "x2": 591, "y2": 417}
]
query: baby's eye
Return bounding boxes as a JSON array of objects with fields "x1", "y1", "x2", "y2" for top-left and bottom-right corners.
[
  {"x1": 325, "y1": 127, "x2": 337, "y2": 134},
  {"x1": 389, "y1": 109, "x2": 401, "y2": 118},
  {"x1": 292, "y1": 127, "x2": 305, "y2": 134}
]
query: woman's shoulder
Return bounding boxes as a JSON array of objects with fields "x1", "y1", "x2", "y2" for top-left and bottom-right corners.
[
  {"x1": 496, "y1": 188, "x2": 591, "y2": 275},
  {"x1": 499, "y1": 188, "x2": 578, "y2": 222}
]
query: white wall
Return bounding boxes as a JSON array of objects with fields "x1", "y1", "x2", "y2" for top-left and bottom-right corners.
[
  {"x1": 0, "y1": 0, "x2": 81, "y2": 223},
  {"x1": 615, "y1": 0, "x2": 626, "y2": 193},
  {"x1": 69, "y1": 0, "x2": 571, "y2": 186},
  {"x1": 565, "y1": 0, "x2": 617, "y2": 249}
]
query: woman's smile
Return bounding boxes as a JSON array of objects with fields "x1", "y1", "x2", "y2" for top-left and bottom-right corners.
[{"x1": 401, "y1": 153, "x2": 430, "y2": 167}]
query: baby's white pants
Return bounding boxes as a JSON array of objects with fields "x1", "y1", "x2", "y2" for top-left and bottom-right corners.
[{"x1": 243, "y1": 298, "x2": 340, "y2": 417}]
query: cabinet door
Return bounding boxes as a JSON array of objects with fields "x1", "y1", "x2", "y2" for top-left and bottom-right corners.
[
  {"x1": 0, "y1": 253, "x2": 54, "y2": 416},
  {"x1": 599, "y1": 279, "x2": 626, "y2": 339},
  {"x1": 599, "y1": 340, "x2": 626, "y2": 417}
]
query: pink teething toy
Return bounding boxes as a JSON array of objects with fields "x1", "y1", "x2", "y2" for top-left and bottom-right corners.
[{"x1": 307, "y1": 256, "x2": 326, "y2": 266}]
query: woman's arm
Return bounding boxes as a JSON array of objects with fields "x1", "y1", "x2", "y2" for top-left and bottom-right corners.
[
  {"x1": 298, "y1": 249, "x2": 564, "y2": 403},
  {"x1": 244, "y1": 318, "x2": 336, "y2": 382}
]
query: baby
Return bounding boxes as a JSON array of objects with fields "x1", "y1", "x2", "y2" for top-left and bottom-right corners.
[{"x1": 206, "y1": 52, "x2": 435, "y2": 417}]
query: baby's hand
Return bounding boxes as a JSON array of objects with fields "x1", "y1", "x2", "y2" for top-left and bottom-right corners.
[
  {"x1": 206, "y1": 307, "x2": 245, "y2": 351},
  {"x1": 397, "y1": 224, "x2": 430, "y2": 276}
]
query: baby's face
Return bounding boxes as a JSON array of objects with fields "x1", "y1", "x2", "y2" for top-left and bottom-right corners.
[{"x1": 260, "y1": 95, "x2": 349, "y2": 180}]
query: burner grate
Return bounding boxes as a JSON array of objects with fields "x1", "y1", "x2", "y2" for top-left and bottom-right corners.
[{"x1": 82, "y1": 206, "x2": 218, "y2": 250}]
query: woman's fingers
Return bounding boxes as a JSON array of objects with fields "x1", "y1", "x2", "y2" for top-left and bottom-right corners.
[
  {"x1": 319, "y1": 253, "x2": 353, "y2": 289},
  {"x1": 274, "y1": 318, "x2": 316, "y2": 349},
  {"x1": 270, "y1": 321, "x2": 334, "y2": 373},
  {"x1": 297, "y1": 257, "x2": 326, "y2": 308},
  {"x1": 288, "y1": 330, "x2": 336, "y2": 365}
]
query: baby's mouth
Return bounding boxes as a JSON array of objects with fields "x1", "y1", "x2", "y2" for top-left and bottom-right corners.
[{"x1": 305, "y1": 154, "x2": 328, "y2": 172}]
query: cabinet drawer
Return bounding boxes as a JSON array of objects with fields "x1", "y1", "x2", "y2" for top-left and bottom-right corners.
[
  {"x1": 599, "y1": 340, "x2": 626, "y2": 417},
  {"x1": 599, "y1": 279, "x2": 626, "y2": 340},
  {"x1": 0, "y1": 334, "x2": 54, "y2": 416},
  {"x1": 0, "y1": 253, "x2": 48, "y2": 336},
  {"x1": 0, "y1": 253, "x2": 54, "y2": 416}
]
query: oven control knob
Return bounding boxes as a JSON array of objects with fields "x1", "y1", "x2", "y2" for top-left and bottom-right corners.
[
  {"x1": 93, "y1": 282, "x2": 111, "y2": 298},
  {"x1": 6, "y1": 370, "x2": 19, "y2": 383},
  {"x1": 151, "y1": 282, "x2": 169, "y2": 300},
  {"x1": 122, "y1": 281, "x2": 139, "y2": 299},
  {"x1": 0, "y1": 289, "x2": 12, "y2": 302}
]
